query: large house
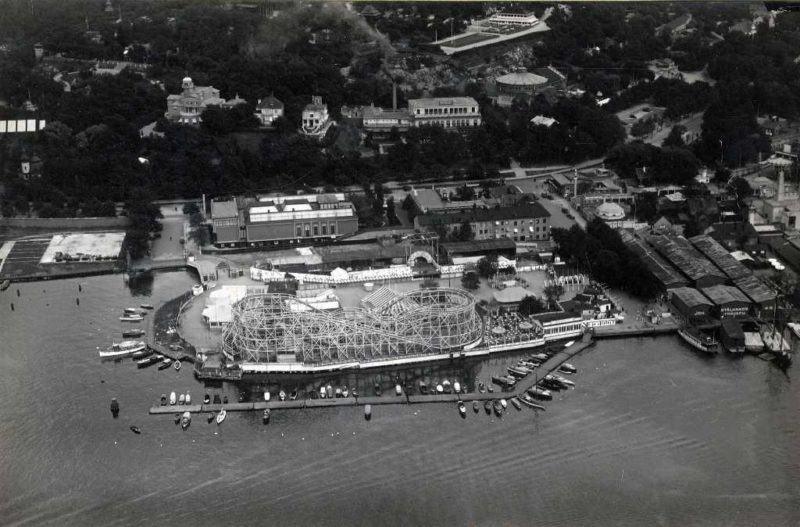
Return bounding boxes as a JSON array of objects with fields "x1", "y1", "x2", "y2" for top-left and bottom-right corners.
[
  {"x1": 407, "y1": 97, "x2": 482, "y2": 129},
  {"x1": 254, "y1": 95, "x2": 284, "y2": 127},
  {"x1": 300, "y1": 96, "x2": 335, "y2": 138},
  {"x1": 165, "y1": 76, "x2": 227, "y2": 125},
  {"x1": 210, "y1": 194, "x2": 358, "y2": 247}
]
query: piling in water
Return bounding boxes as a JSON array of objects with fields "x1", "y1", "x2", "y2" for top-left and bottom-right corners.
[
  {"x1": 76, "y1": 298, "x2": 80, "y2": 306},
  {"x1": 10, "y1": 303, "x2": 14, "y2": 311}
]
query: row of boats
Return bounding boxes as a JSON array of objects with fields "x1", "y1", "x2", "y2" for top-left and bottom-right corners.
[{"x1": 99, "y1": 341, "x2": 182, "y2": 370}]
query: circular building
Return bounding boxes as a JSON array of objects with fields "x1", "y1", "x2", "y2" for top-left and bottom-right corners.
[
  {"x1": 496, "y1": 69, "x2": 549, "y2": 97},
  {"x1": 595, "y1": 202, "x2": 626, "y2": 221}
]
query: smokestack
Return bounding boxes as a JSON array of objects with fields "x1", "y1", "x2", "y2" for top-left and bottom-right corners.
[
  {"x1": 778, "y1": 168, "x2": 785, "y2": 201},
  {"x1": 392, "y1": 82, "x2": 397, "y2": 111}
]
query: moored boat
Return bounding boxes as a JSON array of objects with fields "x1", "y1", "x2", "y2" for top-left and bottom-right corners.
[
  {"x1": 507, "y1": 366, "x2": 529, "y2": 378},
  {"x1": 99, "y1": 340, "x2": 146, "y2": 358},
  {"x1": 319, "y1": 386, "x2": 327, "y2": 399},
  {"x1": 160, "y1": 394, "x2": 167, "y2": 406},
  {"x1": 213, "y1": 394, "x2": 221, "y2": 404},
  {"x1": 185, "y1": 392, "x2": 191, "y2": 405},
  {"x1": 263, "y1": 391, "x2": 270, "y2": 402},
  {"x1": 510, "y1": 397, "x2": 522, "y2": 411},
  {"x1": 335, "y1": 387, "x2": 342, "y2": 398},
  {"x1": 395, "y1": 384, "x2": 403, "y2": 396},
  {"x1": 500, "y1": 398, "x2": 508, "y2": 410},
  {"x1": 178, "y1": 393, "x2": 185, "y2": 405},
  {"x1": 169, "y1": 391, "x2": 177, "y2": 405},
  {"x1": 491, "y1": 375, "x2": 516, "y2": 388},
  {"x1": 678, "y1": 326, "x2": 719, "y2": 354},
  {"x1": 207, "y1": 412, "x2": 215, "y2": 423},
  {"x1": 120, "y1": 314, "x2": 143, "y2": 322},
  {"x1": 458, "y1": 401, "x2": 466, "y2": 417},
  {"x1": 453, "y1": 381, "x2": 461, "y2": 394},
  {"x1": 262, "y1": 408, "x2": 270, "y2": 424},
  {"x1": 564, "y1": 340, "x2": 575, "y2": 348},
  {"x1": 216, "y1": 408, "x2": 226, "y2": 425},
  {"x1": 122, "y1": 329, "x2": 146, "y2": 338},
  {"x1": 520, "y1": 394, "x2": 546, "y2": 411},
  {"x1": 559, "y1": 362, "x2": 578, "y2": 374},
  {"x1": 180, "y1": 411, "x2": 191, "y2": 430},
  {"x1": 553, "y1": 374, "x2": 575, "y2": 387},
  {"x1": 436, "y1": 383, "x2": 444, "y2": 394},
  {"x1": 290, "y1": 389, "x2": 298, "y2": 400},
  {"x1": 530, "y1": 353, "x2": 549, "y2": 361},
  {"x1": 528, "y1": 386, "x2": 552, "y2": 401},
  {"x1": 174, "y1": 360, "x2": 181, "y2": 371},
  {"x1": 131, "y1": 348, "x2": 153, "y2": 360},
  {"x1": 478, "y1": 382, "x2": 486, "y2": 393},
  {"x1": 129, "y1": 425, "x2": 141, "y2": 434},
  {"x1": 174, "y1": 413, "x2": 181, "y2": 425},
  {"x1": 442, "y1": 379, "x2": 452, "y2": 394},
  {"x1": 279, "y1": 390, "x2": 286, "y2": 401},
  {"x1": 157, "y1": 357, "x2": 173, "y2": 370},
  {"x1": 110, "y1": 398, "x2": 119, "y2": 416},
  {"x1": 484, "y1": 400, "x2": 492, "y2": 415},
  {"x1": 136, "y1": 355, "x2": 160, "y2": 368},
  {"x1": 204, "y1": 393, "x2": 211, "y2": 404},
  {"x1": 140, "y1": 303, "x2": 154, "y2": 310},
  {"x1": 326, "y1": 384, "x2": 333, "y2": 398},
  {"x1": 374, "y1": 383, "x2": 382, "y2": 396},
  {"x1": 342, "y1": 386, "x2": 349, "y2": 398},
  {"x1": 222, "y1": 396, "x2": 228, "y2": 404},
  {"x1": 419, "y1": 381, "x2": 428, "y2": 395},
  {"x1": 493, "y1": 400, "x2": 504, "y2": 417},
  {"x1": 473, "y1": 401, "x2": 479, "y2": 413},
  {"x1": 0, "y1": 279, "x2": 10, "y2": 291},
  {"x1": 364, "y1": 404, "x2": 372, "y2": 420},
  {"x1": 191, "y1": 284, "x2": 204, "y2": 296}
]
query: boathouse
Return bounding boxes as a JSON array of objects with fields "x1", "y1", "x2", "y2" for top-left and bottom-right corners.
[
  {"x1": 700, "y1": 285, "x2": 752, "y2": 319},
  {"x1": 669, "y1": 287, "x2": 713, "y2": 325}
]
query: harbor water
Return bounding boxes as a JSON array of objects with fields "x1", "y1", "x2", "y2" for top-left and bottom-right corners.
[{"x1": 1, "y1": 272, "x2": 798, "y2": 526}]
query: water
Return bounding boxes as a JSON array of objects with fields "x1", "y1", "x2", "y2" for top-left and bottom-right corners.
[{"x1": 1, "y1": 273, "x2": 799, "y2": 526}]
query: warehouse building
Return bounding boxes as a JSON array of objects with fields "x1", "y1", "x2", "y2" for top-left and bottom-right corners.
[
  {"x1": 648, "y1": 235, "x2": 726, "y2": 288},
  {"x1": 619, "y1": 230, "x2": 688, "y2": 290},
  {"x1": 733, "y1": 274, "x2": 777, "y2": 315},
  {"x1": 700, "y1": 285, "x2": 752, "y2": 319},
  {"x1": 669, "y1": 287, "x2": 713, "y2": 325},
  {"x1": 689, "y1": 234, "x2": 751, "y2": 281},
  {"x1": 210, "y1": 197, "x2": 243, "y2": 245}
]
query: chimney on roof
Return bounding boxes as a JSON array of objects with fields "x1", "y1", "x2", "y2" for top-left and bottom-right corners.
[
  {"x1": 778, "y1": 167, "x2": 786, "y2": 201},
  {"x1": 392, "y1": 82, "x2": 397, "y2": 111}
]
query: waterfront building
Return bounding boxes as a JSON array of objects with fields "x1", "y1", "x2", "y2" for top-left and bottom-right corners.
[
  {"x1": 689, "y1": 234, "x2": 752, "y2": 281},
  {"x1": 669, "y1": 287, "x2": 713, "y2": 325},
  {"x1": 619, "y1": 230, "x2": 688, "y2": 291},
  {"x1": 414, "y1": 202, "x2": 551, "y2": 243},
  {"x1": 254, "y1": 95, "x2": 283, "y2": 127},
  {"x1": 165, "y1": 76, "x2": 228, "y2": 125},
  {"x1": 300, "y1": 96, "x2": 335, "y2": 138},
  {"x1": 700, "y1": 285, "x2": 752, "y2": 319},
  {"x1": 647, "y1": 234, "x2": 727, "y2": 288},
  {"x1": 407, "y1": 97, "x2": 481, "y2": 129}
]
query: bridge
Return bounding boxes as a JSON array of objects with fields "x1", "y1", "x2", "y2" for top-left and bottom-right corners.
[{"x1": 128, "y1": 256, "x2": 228, "y2": 286}]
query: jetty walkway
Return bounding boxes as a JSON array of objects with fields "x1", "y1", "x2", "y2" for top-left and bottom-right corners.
[{"x1": 149, "y1": 335, "x2": 596, "y2": 415}]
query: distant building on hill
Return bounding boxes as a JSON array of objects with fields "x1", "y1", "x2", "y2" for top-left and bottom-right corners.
[
  {"x1": 254, "y1": 95, "x2": 284, "y2": 127},
  {"x1": 407, "y1": 97, "x2": 482, "y2": 129},
  {"x1": 300, "y1": 96, "x2": 335, "y2": 138}
]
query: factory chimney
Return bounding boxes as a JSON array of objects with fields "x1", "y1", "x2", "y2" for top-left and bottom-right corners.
[
  {"x1": 392, "y1": 82, "x2": 397, "y2": 111},
  {"x1": 777, "y1": 167, "x2": 785, "y2": 201}
]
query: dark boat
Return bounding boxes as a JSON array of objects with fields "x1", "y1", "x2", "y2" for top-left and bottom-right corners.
[
  {"x1": 493, "y1": 401, "x2": 504, "y2": 417},
  {"x1": 110, "y1": 398, "x2": 120, "y2": 417},
  {"x1": 520, "y1": 394, "x2": 546, "y2": 411},
  {"x1": 491, "y1": 375, "x2": 516, "y2": 388},
  {"x1": 540, "y1": 377, "x2": 563, "y2": 391},
  {"x1": 223, "y1": 396, "x2": 229, "y2": 404},
  {"x1": 473, "y1": 401, "x2": 479, "y2": 413},
  {"x1": 484, "y1": 400, "x2": 492, "y2": 415},
  {"x1": 207, "y1": 413, "x2": 214, "y2": 424},
  {"x1": 157, "y1": 357, "x2": 173, "y2": 370},
  {"x1": 131, "y1": 348, "x2": 153, "y2": 360},
  {"x1": 507, "y1": 366, "x2": 530, "y2": 378},
  {"x1": 528, "y1": 386, "x2": 553, "y2": 401},
  {"x1": 510, "y1": 397, "x2": 522, "y2": 411},
  {"x1": 238, "y1": 392, "x2": 246, "y2": 403},
  {"x1": 310, "y1": 390, "x2": 318, "y2": 399},
  {"x1": 458, "y1": 401, "x2": 466, "y2": 417},
  {"x1": 203, "y1": 393, "x2": 211, "y2": 404},
  {"x1": 374, "y1": 383, "x2": 382, "y2": 396},
  {"x1": 0, "y1": 279, "x2": 10, "y2": 292},
  {"x1": 160, "y1": 394, "x2": 167, "y2": 406},
  {"x1": 136, "y1": 355, "x2": 160, "y2": 368},
  {"x1": 140, "y1": 303, "x2": 154, "y2": 310},
  {"x1": 263, "y1": 409, "x2": 270, "y2": 424},
  {"x1": 442, "y1": 379, "x2": 452, "y2": 394},
  {"x1": 129, "y1": 425, "x2": 141, "y2": 434},
  {"x1": 290, "y1": 389, "x2": 298, "y2": 401},
  {"x1": 419, "y1": 381, "x2": 428, "y2": 395},
  {"x1": 213, "y1": 394, "x2": 221, "y2": 404},
  {"x1": 122, "y1": 329, "x2": 146, "y2": 338},
  {"x1": 487, "y1": 385, "x2": 494, "y2": 393},
  {"x1": 478, "y1": 382, "x2": 486, "y2": 393},
  {"x1": 174, "y1": 413, "x2": 181, "y2": 425},
  {"x1": 678, "y1": 326, "x2": 719, "y2": 355}
]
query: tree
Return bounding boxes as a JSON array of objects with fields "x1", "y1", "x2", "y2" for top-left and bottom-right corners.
[
  {"x1": 461, "y1": 271, "x2": 480, "y2": 290},
  {"x1": 631, "y1": 119, "x2": 656, "y2": 138},
  {"x1": 183, "y1": 202, "x2": 201, "y2": 215},
  {"x1": 663, "y1": 125, "x2": 686, "y2": 148},
  {"x1": 518, "y1": 295, "x2": 546, "y2": 316},
  {"x1": 543, "y1": 284, "x2": 565, "y2": 308},
  {"x1": 454, "y1": 221, "x2": 474, "y2": 242},
  {"x1": 476, "y1": 253, "x2": 499, "y2": 278}
]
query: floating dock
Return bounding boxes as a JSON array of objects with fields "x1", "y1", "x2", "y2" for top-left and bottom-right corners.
[{"x1": 149, "y1": 336, "x2": 596, "y2": 415}]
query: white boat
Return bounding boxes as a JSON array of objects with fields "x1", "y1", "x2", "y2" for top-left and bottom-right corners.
[
  {"x1": 169, "y1": 391, "x2": 177, "y2": 405},
  {"x1": 174, "y1": 360, "x2": 181, "y2": 371},
  {"x1": 453, "y1": 381, "x2": 461, "y2": 394},
  {"x1": 185, "y1": 392, "x2": 191, "y2": 405},
  {"x1": 264, "y1": 391, "x2": 270, "y2": 402},
  {"x1": 564, "y1": 340, "x2": 575, "y2": 348},
  {"x1": 181, "y1": 411, "x2": 191, "y2": 430},
  {"x1": 500, "y1": 398, "x2": 508, "y2": 409},
  {"x1": 395, "y1": 384, "x2": 402, "y2": 396},
  {"x1": 178, "y1": 394, "x2": 186, "y2": 405},
  {"x1": 458, "y1": 401, "x2": 466, "y2": 416},
  {"x1": 119, "y1": 314, "x2": 143, "y2": 322},
  {"x1": 436, "y1": 384, "x2": 444, "y2": 394},
  {"x1": 320, "y1": 386, "x2": 326, "y2": 399},
  {"x1": 191, "y1": 284, "x2": 204, "y2": 296},
  {"x1": 678, "y1": 327, "x2": 719, "y2": 354},
  {"x1": 279, "y1": 390, "x2": 286, "y2": 401},
  {"x1": 554, "y1": 375, "x2": 575, "y2": 387},
  {"x1": 99, "y1": 340, "x2": 146, "y2": 358},
  {"x1": 342, "y1": 386, "x2": 349, "y2": 398},
  {"x1": 216, "y1": 408, "x2": 227, "y2": 424},
  {"x1": 326, "y1": 385, "x2": 333, "y2": 398},
  {"x1": 335, "y1": 387, "x2": 342, "y2": 398}
]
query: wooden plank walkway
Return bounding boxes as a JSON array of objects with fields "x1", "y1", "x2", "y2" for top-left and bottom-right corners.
[
  {"x1": 148, "y1": 337, "x2": 596, "y2": 415},
  {"x1": 593, "y1": 325, "x2": 678, "y2": 339}
]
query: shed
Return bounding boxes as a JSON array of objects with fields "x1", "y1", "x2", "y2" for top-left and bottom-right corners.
[
  {"x1": 700, "y1": 285, "x2": 752, "y2": 318},
  {"x1": 669, "y1": 287, "x2": 713, "y2": 325},
  {"x1": 720, "y1": 318, "x2": 745, "y2": 353}
]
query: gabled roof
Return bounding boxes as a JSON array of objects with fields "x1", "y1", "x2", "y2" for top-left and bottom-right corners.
[{"x1": 257, "y1": 95, "x2": 283, "y2": 110}]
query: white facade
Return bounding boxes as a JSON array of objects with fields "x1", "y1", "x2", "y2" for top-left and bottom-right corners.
[
  {"x1": 300, "y1": 96, "x2": 334, "y2": 137},
  {"x1": 255, "y1": 95, "x2": 284, "y2": 127},
  {"x1": 165, "y1": 76, "x2": 227, "y2": 125},
  {"x1": 407, "y1": 97, "x2": 482, "y2": 129}
]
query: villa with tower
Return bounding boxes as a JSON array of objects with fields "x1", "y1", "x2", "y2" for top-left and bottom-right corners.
[{"x1": 165, "y1": 76, "x2": 228, "y2": 125}]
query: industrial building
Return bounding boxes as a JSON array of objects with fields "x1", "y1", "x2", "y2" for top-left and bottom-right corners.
[
  {"x1": 689, "y1": 235, "x2": 751, "y2": 281},
  {"x1": 700, "y1": 285, "x2": 752, "y2": 319},
  {"x1": 648, "y1": 235, "x2": 727, "y2": 288},
  {"x1": 733, "y1": 274, "x2": 777, "y2": 314},
  {"x1": 669, "y1": 287, "x2": 713, "y2": 326},
  {"x1": 619, "y1": 230, "x2": 688, "y2": 290},
  {"x1": 442, "y1": 238, "x2": 517, "y2": 261},
  {"x1": 210, "y1": 194, "x2": 358, "y2": 247}
]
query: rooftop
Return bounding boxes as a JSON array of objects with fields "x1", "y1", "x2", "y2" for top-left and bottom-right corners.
[
  {"x1": 619, "y1": 230, "x2": 688, "y2": 289},
  {"x1": 257, "y1": 95, "x2": 283, "y2": 110},
  {"x1": 443, "y1": 238, "x2": 516, "y2": 255},
  {"x1": 700, "y1": 284, "x2": 751, "y2": 306},
  {"x1": 211, "y1": 198, "x2": 238, "y2": 218},
  {"x1": 733, "y1": 275, "x2": 776, "y2": 304},
  {"x1": 408, "y1": 97, "x2": 479, "y2": 110},
  {"x1": 493, "y1": 286, "x2": 533, "y2": 304},
  {"x1": 647, "y1": 234, "x2": 726, "y2": 283},
  {"x1": 496, "y1": 69, "x2": 548, "y2": 86},
  {"x1": 671, "y1": 286, "x2": 712, "y2": 308},
  {"x1": 415, "y1": 203, "x2": 551, "y2": 227},
  {"x1": 689, "y1": 234, "x2": 751, "y2": 280}
]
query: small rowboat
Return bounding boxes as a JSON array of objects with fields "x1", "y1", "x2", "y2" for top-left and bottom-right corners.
[
  {"x1": 263, "y1": 409, "x2": 270, "y2": 424},
  {"x1": 216, "y1": 408, "x2": 227, "y2": 425},
  {"x1": 473, "y1": 401, "x2": 479, "y2": 413},
  {"x1": 130, "y1": 425, "x2": 141, "y2": 434},
  {"x1": 458, "y1": 401, "x2": 466, "y2": 417},
  {"x1": 174, "y1": 360, "x2": 181, "y2": 371}
]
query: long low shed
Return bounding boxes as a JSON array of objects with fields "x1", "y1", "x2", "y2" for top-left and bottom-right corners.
[
  {"x1": 669, "y1": 286, "x2": 713, "y2": 324},
  {"x1": 700, "y1": 284, "x2": 752, "y2": 318}
]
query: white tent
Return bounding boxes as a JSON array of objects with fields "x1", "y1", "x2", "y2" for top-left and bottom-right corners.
[{"x1": 330, "y1": 267, "x2": 349, "y2": 282}]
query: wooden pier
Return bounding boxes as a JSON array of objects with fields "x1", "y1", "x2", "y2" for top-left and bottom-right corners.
[
  {"x1": 149, "y1": 336, "x2": 596, "y2": 415},
  {"x1": 592, "y1": 324, "x2": 678, "y2": 339}
]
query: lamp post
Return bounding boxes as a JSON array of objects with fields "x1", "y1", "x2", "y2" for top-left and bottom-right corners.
[{"x1": 719, "y1": 139, "x2": 724, "y2": 166}]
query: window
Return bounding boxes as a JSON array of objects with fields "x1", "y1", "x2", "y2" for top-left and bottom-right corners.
[
  {"x1": 296, "y1": 225, "x2": 302, "y2": 237},
  {"x1": 313, "y1": 225, "x2": 319, "y2": 236},
  {"x1": 330, "y1": 223, "x2": 336, "y2": 235},
  {"x1": 304, "y1": 224, "x2": 310, "y2": 237},
  {"x1": 322, "y1": 224, "x2": 327, "y2": 235}
]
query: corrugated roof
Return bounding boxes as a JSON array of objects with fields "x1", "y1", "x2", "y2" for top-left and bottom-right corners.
[
  {"x1": 671, "y1": 287, "x2": 712, "y2": 308},
  {"x1": 733, "y1": 275, "x2": 777, "y2": 304},
  {"x1": 619, "y1": 230, "x2": 688, "y2": 289},
  {"x1": 689, "y1": 234, "x2": 751, "y2": 280},
  {"x1": 443, "y1": 238, "x2": 516, "y2": 255},
  {"x1": 648, "y1": 234, "x2": 726, "y2": 283},
  {"x1": 700, "y1": 285, "x2": 751, "y2": 306},
  {"x1": 415, "y1": 203, "x2": 550, "y2": 227}
]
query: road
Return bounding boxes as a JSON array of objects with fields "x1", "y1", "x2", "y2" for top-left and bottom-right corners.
[{"x1": 639, "y1": 111, "x2": 704, "y2": 147}]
